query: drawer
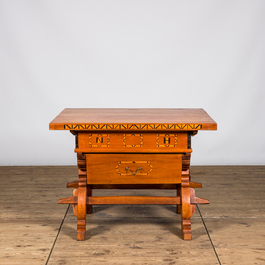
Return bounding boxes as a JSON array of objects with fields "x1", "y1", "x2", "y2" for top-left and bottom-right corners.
[
  {"x1": 86, "y1": 154, "x2": 182, "y2": 184},
  {"x1": 76, "y1": 132, "x2": 190, "y2": 153}
]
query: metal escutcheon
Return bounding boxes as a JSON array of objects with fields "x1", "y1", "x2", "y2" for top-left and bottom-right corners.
[{"x1": 125, "y1": 167, "x2": 142, "y2": 175}]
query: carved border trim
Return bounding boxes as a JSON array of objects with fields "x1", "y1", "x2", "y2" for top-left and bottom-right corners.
[{"x1": 63, "y1": 124, "x2": 202, "y2": 130}]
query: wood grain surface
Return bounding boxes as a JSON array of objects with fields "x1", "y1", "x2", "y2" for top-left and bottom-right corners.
[
  {"x1": 49, "y1": 108, "x2": 217, "y2": 130},
  {"x1": 85, "y1": 154, "x2": 182, "y2": 184},
  {"x1": 50, "y1": 108, "x2": 217, "y2": 241},
  {"x1": 1, "y1": 166, "x2": 265, "y2": 265},
  {"x1": 75, "y1": 132, "x2": 191, "y2": 153}
]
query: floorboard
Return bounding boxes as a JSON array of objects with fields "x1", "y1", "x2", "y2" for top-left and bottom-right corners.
[{"x1": 0, "y1": 166, "x2": 264, "y2": 265}]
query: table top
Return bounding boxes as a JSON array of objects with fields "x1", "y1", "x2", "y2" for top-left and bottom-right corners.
[{"x1": 49, "y1": 108, "x2": 217, "y2": 131}]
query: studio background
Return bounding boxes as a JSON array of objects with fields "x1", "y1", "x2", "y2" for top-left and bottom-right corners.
[{"x1": 1, "y1": 0, "x2": 264, "y2": 166}]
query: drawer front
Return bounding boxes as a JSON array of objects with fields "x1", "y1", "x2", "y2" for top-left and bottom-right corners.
[
  {"x1": 86, "y1": 154, "x2": 182, "y2": 184},
  {"x1": 77, "y1": 132, "x2": 189, "y2": 153}
]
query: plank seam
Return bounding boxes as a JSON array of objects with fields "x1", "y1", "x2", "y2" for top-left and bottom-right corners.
[
  {"x1": 45, "y1": 204, "x2": 70, "y2": 265},
  {"x1": 197, "y1": 205, "x2": 222, "y2": 265}
]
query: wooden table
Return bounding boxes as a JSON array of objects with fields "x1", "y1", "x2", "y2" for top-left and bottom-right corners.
[{"x1": 49, "y1": 108, "x2": 217, "y2": 240}]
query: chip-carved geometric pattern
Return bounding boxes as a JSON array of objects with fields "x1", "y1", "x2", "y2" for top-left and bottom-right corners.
[{"x1": 64, "y1": 123, "x2": 202, "y2": 130}]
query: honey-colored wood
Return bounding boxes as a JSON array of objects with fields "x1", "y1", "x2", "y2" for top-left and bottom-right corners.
[
  {"x1": 58, "y1": 194, "x2": 208, "y2": 206},
  {"x1": 49, "y1": 108, "x2": 217, "y2": 131},
  {"x1": 67, "y1": 180, "x2": 78, "y2": 188},
  {"x1": 76, "y1": 132, "x2": 190, "y2": 153},
  {"x1": 76, "y1": 153, "x2": 87, "y2": 241},
  {"x1": 86, "y1": 154, "x2": 182, "y2": 184},
  {"x1": 90, "y1": 184, "x2": 180, "y2": 189},
  {"x1": 88, "y1": 196, "x2": 181, "y2": 205},
  {"x1": 190, "y1": 181, "x2": 202, "y2": 189},
  {"x1": 72, "y1": 188, "x2": 78, "y2": 217},
  {"x1": 181, "y1": 174, "x2": 192, "y2": 240},
  {"x1": 66, "y1": 183, "x2": 200, "y2": 189},
  {"x1": 182, "y1": 153, "x2": 191, "y2": 171},
  {"x1": 58, "y1": 196, "x2": 77, "y2": 204},
  {"x1": 177, "y1": 184, "x2": 182, "y2": 214},
  {"x1": 50, "y1": 108, "x2": 217, "y2": 241}
]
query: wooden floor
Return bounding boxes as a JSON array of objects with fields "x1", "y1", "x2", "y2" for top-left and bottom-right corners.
[{"x1": 0, "y1": 166, "x2": 265, "y2": 265}]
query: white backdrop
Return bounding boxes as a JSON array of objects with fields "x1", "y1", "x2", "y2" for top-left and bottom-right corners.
[{"x1": 0, "y1": 1, "x2": 265, "y2": 165}]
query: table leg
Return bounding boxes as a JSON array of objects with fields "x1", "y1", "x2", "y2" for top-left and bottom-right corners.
[
  {"x1": 77, "y1": 187, "x2": 87, "y2": 240},
  {"x1": 179, "y1": 153, "x2": 191, "y2": 215},
  {"x1": 76, "y1": 153, "x2": 87, "y2": 241},
  {"x1": 86, "y1": 185, "x2": 92, "y2": 214},
  {"x1": 181, "y1": 174, "x2": 192, "y2": 240},
  {"x1": 176, "y1": 184, "x2": 181, "y2": 214}
]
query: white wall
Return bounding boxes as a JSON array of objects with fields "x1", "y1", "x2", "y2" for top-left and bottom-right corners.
[{"x1": 1, "y1": 0, "x2": 265, "y2": 165}]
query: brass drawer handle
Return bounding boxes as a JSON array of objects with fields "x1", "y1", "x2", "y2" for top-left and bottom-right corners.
[{"x1": 125, "y1": 167, "x2": 142, "y2": 175}]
